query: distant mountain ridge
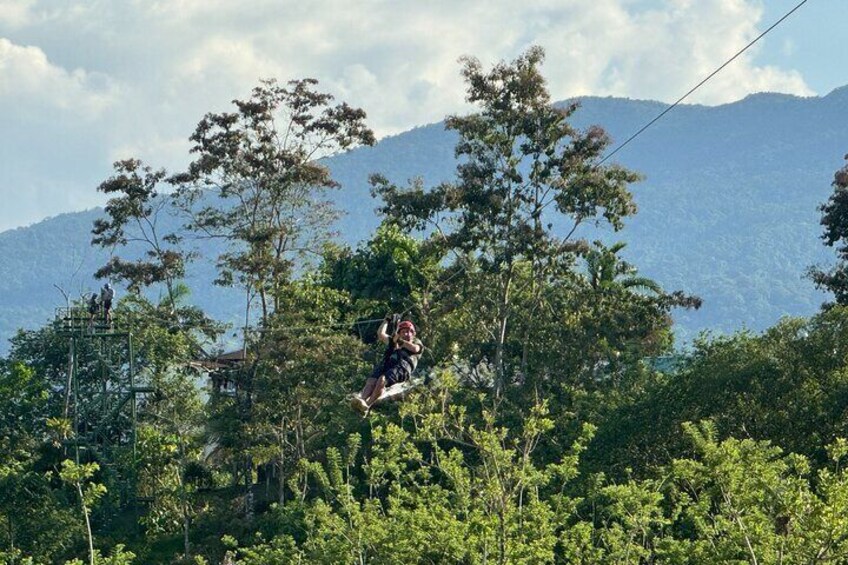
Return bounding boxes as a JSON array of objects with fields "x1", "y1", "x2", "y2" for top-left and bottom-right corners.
[{"x1": 2, "y1": 88, "x2": 846, "y2": 350}]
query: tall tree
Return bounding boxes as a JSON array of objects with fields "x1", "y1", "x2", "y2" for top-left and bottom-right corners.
[
  {"x1": 809, "y1": 154, "x2": 848, "y2": 305},
  {"x1": 172, "y1": 78, "x2": 375, "y2": 325},
  {"x1": 165, "y1": 78, "x2": 373, "y2": 518},
  {"x1": 92, "y1": 159, "x2": 190, "y2": 308},
  {"x1": 58, "y1": 460, "x2": 106, "y2": 565},
  {"x1": 374, "y1": 46, "x2": 640, "y2": 393},
  {"x1": 248, "y1": 280, "x2": 368, "y2": 506}
]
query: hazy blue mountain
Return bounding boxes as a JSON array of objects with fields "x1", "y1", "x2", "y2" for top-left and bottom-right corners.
[{"x1": 2, "y1": 87, "x2": 846, "y2": 351}]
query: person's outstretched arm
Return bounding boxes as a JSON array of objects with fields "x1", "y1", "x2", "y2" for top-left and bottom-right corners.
[{"x1": 377, "y1": 319, "x2": 391, "y2": 344}]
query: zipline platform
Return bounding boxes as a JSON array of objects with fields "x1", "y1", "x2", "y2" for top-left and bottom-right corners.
[
  {"x1": 55, "y1": 304, "x2": 142, "y2": 463},
  {"x1": 54, "y1": 306, "x2": 122, "y2": 336}
]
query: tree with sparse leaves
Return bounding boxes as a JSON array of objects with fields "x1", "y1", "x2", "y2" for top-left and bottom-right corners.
[
  {"x1": 171, "y1": 78, "x2": 375, "y2": 325},
  {"x1": 165, "y1": 79, "x2": 374, "y2": 519},
  {"x1": 92, "y1": 159, "x2": 190, "y2": 308},
  {"x1": 373, "y1": 46, "x2": 640, "y2": 394}
]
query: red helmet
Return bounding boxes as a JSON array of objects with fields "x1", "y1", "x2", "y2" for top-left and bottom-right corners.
[{"x1": 397, "y1": 320, "x2": 416, "y2": 334}]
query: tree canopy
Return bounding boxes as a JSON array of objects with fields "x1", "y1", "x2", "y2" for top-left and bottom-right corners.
[
  {"x1": 2, "y1": 49, "x2": 846, "y2": 564},
  {"x1": 809, "y1": 154, "x2": 848, "y2": 305}
]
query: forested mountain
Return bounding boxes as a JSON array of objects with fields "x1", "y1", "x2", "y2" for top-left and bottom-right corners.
[
  {"x1": 1, "y1": 86, "x2": 846, "y2": 349},
  {"x1": 327, "y1": 86, "x2": 848, "y2": 341}
]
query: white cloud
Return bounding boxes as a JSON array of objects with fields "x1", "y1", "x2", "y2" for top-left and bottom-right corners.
[
  {"x1": 0, "y1": 0, "x2": 36, "y2": 28},
  {"x1": 527, "y1": 0, "x2": 814, "y2": 104},
  {"x1": 0, "y1": 38, "x2": 118, "y2": 119},
  {"x1": 176, "y1": 37, "x2": 280, "y2": 87},
  {"x1": 0, "y1": 0, "x2": 826, "y2": 231}
]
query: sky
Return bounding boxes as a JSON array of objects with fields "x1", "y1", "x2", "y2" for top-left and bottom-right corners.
[{"x1": 0, "y1": 0, "x2": 844, "y2": 233}]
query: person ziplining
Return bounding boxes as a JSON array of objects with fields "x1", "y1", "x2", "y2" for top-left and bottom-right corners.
[{"x1": 351, "y1": 315, "x2": 424, "y2": 415}]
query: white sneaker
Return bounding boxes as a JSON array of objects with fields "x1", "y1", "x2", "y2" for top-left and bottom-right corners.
[
  {"x1": 358, "y1": 398, "x2": 370, "y2": 414},
  {"x1": 350, "y1": 395, "x2": 368, "y2": 414}
]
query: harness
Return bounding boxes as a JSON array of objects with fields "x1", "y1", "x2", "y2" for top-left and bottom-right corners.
[{"x1": 380, "y1": 313, "x2": 402, "y2": 373}]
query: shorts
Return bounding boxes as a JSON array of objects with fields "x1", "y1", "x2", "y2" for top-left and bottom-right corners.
[
  {"x1": 370, "y1": 363, "x2": 410, "y2": 387},
  {"x1": 384, "y1": 365, "x2": 410, "y2": 387}
]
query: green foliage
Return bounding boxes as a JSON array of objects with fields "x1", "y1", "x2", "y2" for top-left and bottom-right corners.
[
  {"x1": 202, "y1": 276, "x2": 371, "y2": 522},
  {"x1": 171, "y1": 78, "x2": 375, "y2": 323},
  {"x1": 0, "y1": 362, "x2": 82, "y2": 563},
  {"x1": 810, "y1": 154, "x2": 848, "y2": 305},
  {"x1": 59, "y1": 460, "x2": 106, "y2": 511},
  {"x1": 6, "y1": 57, "x2": 848, "y2": 565},
  {"x1": 92, "y1": 159, "x2": 190, "y2": 305},
  {"x1": 0, "y1": 362, "x2": 47, "y2": 475},
  {"x1": 10, "y1": 307, "x2": 848, "y2": 562},
  {"x1": 561, "y1": 421, "x2": 848, "y2": 564},
  {"x1": 58, "y1": 460, "x2": 107, "y2": 565},
  {"x1": 321, "y1": 221, "x2": 445, "y2": 321},
  {"x1": 62, "y1": 544, "x2": 136, "y2": 565},
  {"x1": 2, "y1": 290, "x2": 213, "y2": 563},
  {"x1": 256, "y1": 378, "x2": 593, "y2": 564},
  {"x1": 588, "y1": 306, "x2": 848, "y2": 478},
  {"x1": 225, "y1": 533, "x2": 301, "y2": 564},
  {"x1": 372, "y1": 47, "x2": 650, "y2": 393}
]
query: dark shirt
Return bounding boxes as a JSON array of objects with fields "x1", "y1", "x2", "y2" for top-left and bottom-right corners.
[{"x1": 388, "y1": 337, "x2": 423, "y2": 373}]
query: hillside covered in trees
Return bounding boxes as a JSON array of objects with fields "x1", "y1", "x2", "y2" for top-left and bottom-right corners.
[
  {"x1": 4, "y1": 48, "x2": 848, "y2": 564},
  {"x1": 1, "y1": 80, "x2": 847, "y2": 350}
]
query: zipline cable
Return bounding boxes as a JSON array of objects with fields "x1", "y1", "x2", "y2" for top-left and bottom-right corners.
[
  {"x1": 68, "y1": 0, "x2": 811, "y2": 344},
  {"x1": 599, "y1": 0, "x2": 810, "y2": 165}
]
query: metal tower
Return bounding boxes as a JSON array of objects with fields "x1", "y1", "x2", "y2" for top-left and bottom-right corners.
[{"x1": 54, "y1": 305, "x2": 153, "y2": 466}]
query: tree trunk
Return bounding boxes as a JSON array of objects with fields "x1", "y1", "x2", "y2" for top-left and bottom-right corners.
[
  {"x1": 182, "y1": 509, "x2": 190, "y2": 559},
  {"x1": 244, "y1": 455, "x2": 254, "y2": 521},
  {"x1": 178, "y1": 435, "x2": 191, "y2": 559},
  {"x1": 279, "y1": 416, "x2": 287, "y2": 505},
  {"x1": 494, "y1": 270, "x2": 513, "y2": 396},
  {"x1": 78, "y1": 483, "x2": 95, "y2": 565}
]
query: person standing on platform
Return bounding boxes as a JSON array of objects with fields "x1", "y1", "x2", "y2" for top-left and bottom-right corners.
[{"x1": 101, "y1": 283, "x2": 115, "y2": 325}]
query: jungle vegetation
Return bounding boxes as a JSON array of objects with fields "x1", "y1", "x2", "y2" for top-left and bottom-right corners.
[{"x1": 3, "y1": 48, "x2": 848, "y2": 565}]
